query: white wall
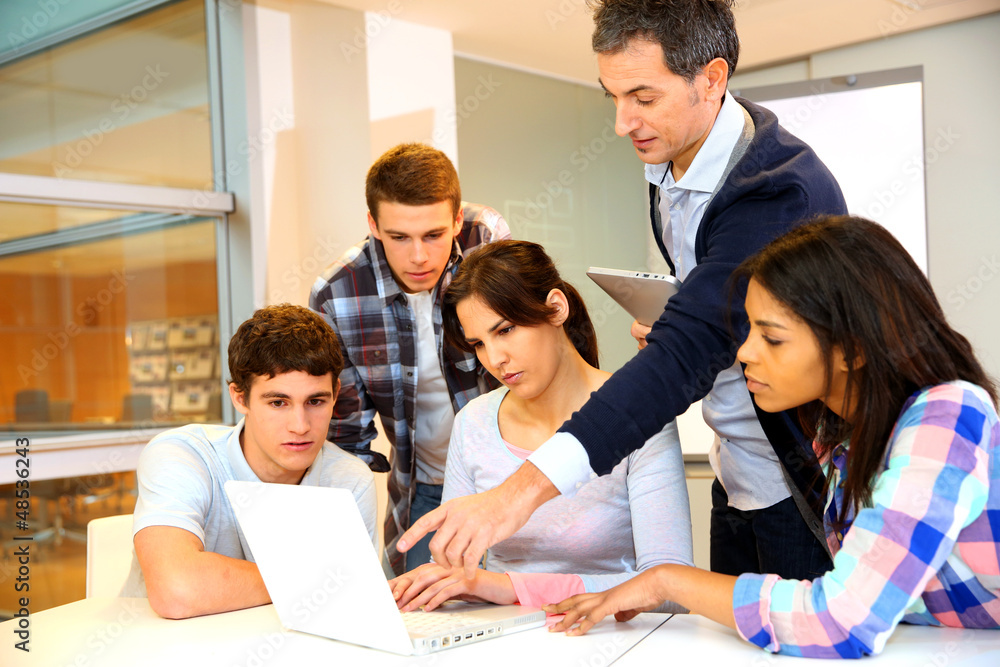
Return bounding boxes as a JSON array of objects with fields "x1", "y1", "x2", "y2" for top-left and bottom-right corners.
[
  {"x1": 244, "y1": 0, "x2": 373, "y2": 310},
  {"x1": 366, "y1": 17, "x2": 457, "y2": 164}
]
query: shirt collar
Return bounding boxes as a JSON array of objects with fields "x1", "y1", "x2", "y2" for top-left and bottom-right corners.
[
  {"x1": 225, "y1": 417, "x2": 327, "y2": 485},
  {"x1": 226, "y1": 418, "x2": 261, "y2": 482},
  {"x1": 644, "y1": 90, "x2": 746, "y2": 193},
  {"x1": 299, "y1": 446, "x2": 326, "y2": 486}
]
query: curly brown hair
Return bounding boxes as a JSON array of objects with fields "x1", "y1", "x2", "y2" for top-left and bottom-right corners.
[{"x1": 228, "y1": 304, "x2": 343, "y2": 396}]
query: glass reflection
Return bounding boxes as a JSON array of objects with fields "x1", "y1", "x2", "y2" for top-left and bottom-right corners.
[
  {"x1": 0, "y1": 0, "x2": 211, "y2": 189},
  {"x1": 1, "y1": 211, "x2": 221, "y2": 431}
]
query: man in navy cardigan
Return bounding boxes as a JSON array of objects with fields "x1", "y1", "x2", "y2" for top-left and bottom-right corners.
[{"x1": 398, "y1": 0, "x2": 847, "y2": 581}]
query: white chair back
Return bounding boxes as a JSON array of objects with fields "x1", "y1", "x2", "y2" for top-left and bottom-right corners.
[{"x1": 86, "y1": 514, "x2": 135, "y2": 598}]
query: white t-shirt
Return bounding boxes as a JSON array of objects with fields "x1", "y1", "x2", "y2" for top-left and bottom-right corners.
[
  {"x1": 123, "y1": 419, "x2": 377, "y2": 596},
  {"x1": 409, "y1": 290, "x2": 455, "y2": 485}
]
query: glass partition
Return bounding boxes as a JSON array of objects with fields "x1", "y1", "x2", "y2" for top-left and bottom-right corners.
[
  {"x1": 0, "y1": 0, "x2": 243, "y2": 619},
  {"x1": 0, "y1": 0, "x2": 212, "y2": 188},
  {"x1": 0, "y1": 208, "x2": 222, "y2": 433},
  {"x1": 0, "y1": 200, "x2": 133, "y2": 243}
]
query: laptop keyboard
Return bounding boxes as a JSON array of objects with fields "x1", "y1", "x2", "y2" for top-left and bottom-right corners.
[{"x1": 401, "y1": 610, "x2": 485, "y2": 634}]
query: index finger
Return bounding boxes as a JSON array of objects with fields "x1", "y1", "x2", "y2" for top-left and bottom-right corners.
[{"x1": 398, "y1": 504, "x2": 448, "y2": 553}]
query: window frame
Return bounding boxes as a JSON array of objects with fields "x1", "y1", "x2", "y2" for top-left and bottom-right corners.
[{"x1": 0, "y1": 0, "x2": 252, "y2": 440}]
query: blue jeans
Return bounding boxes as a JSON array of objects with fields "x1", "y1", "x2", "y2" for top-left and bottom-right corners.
[
  {"x1": 710, "y1": 478, "x2": 831, "y2": 579},
  {"x1": 405, "y1": 482, "x2": 442, "y2": 572}
]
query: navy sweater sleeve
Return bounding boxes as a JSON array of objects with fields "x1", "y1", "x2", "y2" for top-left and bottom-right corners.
[{"x1": 563, "y1": 99, "x2": 847, "y2": 475}]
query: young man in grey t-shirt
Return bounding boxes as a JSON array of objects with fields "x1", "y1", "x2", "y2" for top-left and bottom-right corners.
[{"x1": 131, "y1": 304, "x2": 376, "y2": 619}]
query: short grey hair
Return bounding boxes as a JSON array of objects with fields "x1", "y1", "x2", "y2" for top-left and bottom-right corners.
[{"x1": 589, "y1": 0, "x2": 740, "y2": 83}]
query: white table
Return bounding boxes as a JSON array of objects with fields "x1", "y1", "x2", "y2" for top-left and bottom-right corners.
[
  {"x1": 4, "y1": 598, "x2": 999, "y2": 666},
  {"x1": 617, "y1": 613, "x2": 1000, "y2": 665},
  {"x1": 0, "y1": 597, "x2": 668, "y2": 666}
]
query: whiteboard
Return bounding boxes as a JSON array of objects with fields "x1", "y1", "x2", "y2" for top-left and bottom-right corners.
[{"x1": 737, "y1": 66, "x2": 928, "y2": 273}]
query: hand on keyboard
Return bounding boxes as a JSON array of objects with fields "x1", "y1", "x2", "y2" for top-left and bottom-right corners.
[{"x1": 389, "y1": 563, "x2": 517, "y2": 612}]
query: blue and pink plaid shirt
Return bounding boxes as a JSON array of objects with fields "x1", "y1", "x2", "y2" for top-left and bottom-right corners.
[{"x1": 734, "y1": 381, "x2": 1000, "y2": 658}]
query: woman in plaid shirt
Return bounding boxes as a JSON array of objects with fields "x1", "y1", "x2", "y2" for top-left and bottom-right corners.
[{"x1": 548, "y1": 215, "x2": 999, "y2": 658}]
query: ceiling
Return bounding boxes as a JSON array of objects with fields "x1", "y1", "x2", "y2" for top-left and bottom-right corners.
[{"x1": 319, "y1": 0, "x2": 1000, "y2": 85}]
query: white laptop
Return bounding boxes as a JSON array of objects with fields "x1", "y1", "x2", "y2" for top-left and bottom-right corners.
[
  {"x1": 224, "y1": 480, "x2": 546, "y2": 656},
  {"x1": 587, "y1": 267, "x2": 681, "y2": 327}
]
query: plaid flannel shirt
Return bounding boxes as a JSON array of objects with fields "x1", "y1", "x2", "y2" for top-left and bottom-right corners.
[
  {"x1": 310, "y1": 202, "x2": 510, "y2": 574},
  {"x1": 734, "y1": 381, "x2": 1000, "y2": 658}
]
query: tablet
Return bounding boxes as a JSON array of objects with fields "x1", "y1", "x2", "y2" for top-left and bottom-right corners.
[{"x1": 586, "y1": 267, "x2": 681, "y2": 327}]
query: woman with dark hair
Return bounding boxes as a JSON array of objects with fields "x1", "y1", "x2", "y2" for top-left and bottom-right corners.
[
  {"x1": 389, "y1": 240, "x2": 693, "y2": 612},
  {"x1": 548, "y1": 216, "x2": 1000, "y2": 658}
]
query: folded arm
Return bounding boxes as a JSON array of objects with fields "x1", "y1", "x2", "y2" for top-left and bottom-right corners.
[{"x1": 135, "y1": 525, "x2": 270, "y2": 619}]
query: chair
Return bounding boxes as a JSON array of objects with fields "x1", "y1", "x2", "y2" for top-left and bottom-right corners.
[
  {"x1": 86, "y1": 514, "x2": 135, "y2": 598},
  {"x1": 49, "y1": 399, "x2": 73, "y2": 423},
  {"x1": 121, "y1": 394, "x2": 154, "y2": 423},
  {"x1": 15, "y1": 389, "x2": 49, "y2": 423}
]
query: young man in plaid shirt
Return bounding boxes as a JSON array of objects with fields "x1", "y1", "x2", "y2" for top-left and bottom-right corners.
[{"x1": 310, "y1": 143, "x2": 510, "y2": 574}]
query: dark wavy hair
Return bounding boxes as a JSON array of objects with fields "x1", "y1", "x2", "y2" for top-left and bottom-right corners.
[
  {"x1": 228, "y1": 304, "x2": 343, "y2": 396},
  {"x1": 589, "y1": 0, "x2": 740, "y2": 82},
  {"x1": 735, "y1": 216, "x2": 997, "y2": 524},
  {"x1": 442, "y1": 240, "x2": 600, "y2": 369}
]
